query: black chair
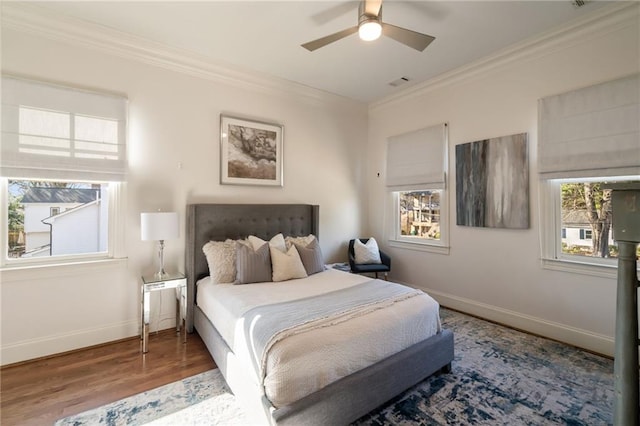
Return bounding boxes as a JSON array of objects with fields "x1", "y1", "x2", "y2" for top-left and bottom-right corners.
[{"x1": 348, "y1": 238, "x2": 391, "y2": 280}]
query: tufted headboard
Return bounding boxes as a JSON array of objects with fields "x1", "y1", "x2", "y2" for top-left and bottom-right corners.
[{"x1": 185, "y1": 203, "x2": 319, "y2": 332}]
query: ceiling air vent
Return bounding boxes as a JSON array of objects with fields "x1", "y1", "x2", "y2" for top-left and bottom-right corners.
[
  {"x1": 389, "y1": 76, "x2": 410, "y2": 87},
  {"x1": 571, "y1": 0, "x2": 590, "y2": 8}
]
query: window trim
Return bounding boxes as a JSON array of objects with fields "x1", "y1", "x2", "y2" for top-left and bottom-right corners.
[
  {"x1": 1, "y1": 178, "x2": 127, "y2": 269},
  {"x1": 539, "y1": 178, "x2": 639, "y2": 278},
  {"x1": 388, "y1": 190, "x2": 450, "y2": 255}
]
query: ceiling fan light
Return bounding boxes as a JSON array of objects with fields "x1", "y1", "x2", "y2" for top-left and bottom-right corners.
[{"x1": 358, "y1": 20, "x2": 382, "y2": 41}]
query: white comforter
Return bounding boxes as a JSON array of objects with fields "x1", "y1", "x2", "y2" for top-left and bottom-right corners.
[{"x1": 196, "y1": 268, "x2": 441, "y2": 408}]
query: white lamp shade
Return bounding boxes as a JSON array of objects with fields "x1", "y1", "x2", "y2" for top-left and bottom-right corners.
[{"x1": 141, "y1": 212, "x2": 179, "y2": 241}]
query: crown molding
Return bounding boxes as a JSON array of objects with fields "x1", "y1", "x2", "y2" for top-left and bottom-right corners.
[
  {"x1": 370, "y1": 2, "x2": 640, "y2": 112},
  {"x1": 1, "y1": 3, "x2": 363, "y2": 109}
]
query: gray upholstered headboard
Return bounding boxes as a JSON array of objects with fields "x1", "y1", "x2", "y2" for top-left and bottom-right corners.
[{"x1": 185, "y1": 203, "x2": 319, "y2": 332}]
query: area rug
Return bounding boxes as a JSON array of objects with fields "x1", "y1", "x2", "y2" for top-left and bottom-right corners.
[{"x1": 55, "y1": 309, "x2": 614, "y2": 425}]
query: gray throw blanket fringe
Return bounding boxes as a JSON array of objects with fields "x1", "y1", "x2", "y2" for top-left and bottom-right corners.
[{"x1": 241, "y1": 279, "x2": 422, "y2": 384}]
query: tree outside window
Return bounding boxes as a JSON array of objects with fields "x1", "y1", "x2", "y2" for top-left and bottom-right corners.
[{"x1": 560, "y1": 181, "x2": 639, "y2": 259}]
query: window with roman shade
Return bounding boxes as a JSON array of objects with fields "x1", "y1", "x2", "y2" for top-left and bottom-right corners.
[
  {"x1": 386, "y1": 123, "x2": 449, "y2": 252},
  {"x1": 1, "y1": 76, "x2": 128, "y2": 267},
  {"x1": 1, "y1": 75, "x2": 128, "y2": 182},
  {"x1": 538, "y1": 73, "x2": 640, "y2": 180},
  {"x1": 538, "y1": 74, "x2": 640, "y2": 274}
]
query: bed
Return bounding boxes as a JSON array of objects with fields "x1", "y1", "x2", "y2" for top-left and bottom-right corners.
[{"x1": 185, "y1": 203, "x2": 454, "y2": 425}]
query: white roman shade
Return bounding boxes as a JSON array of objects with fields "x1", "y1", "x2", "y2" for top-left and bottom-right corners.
[
  {"x1": 538, "y1": 73, "x2": 640, "y2": 179},
  {"x1": 1, "y1": 76, "x2": 128, "y2": 181},
  {"x1": 386, "y1": 123, "x2": 448, "y2": 190}
]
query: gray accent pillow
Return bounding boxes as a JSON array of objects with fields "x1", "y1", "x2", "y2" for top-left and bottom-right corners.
[
  {"x1": 235, "y1": 240, "x2": 272, "y2": 284},
  {"x1": 293, "y1": 237, "x2": 325, "y2": 276}
]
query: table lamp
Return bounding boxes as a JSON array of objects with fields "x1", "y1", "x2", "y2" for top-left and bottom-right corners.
[{"x1": 141, "y1": 211, "x2": 179, "y2": 278}]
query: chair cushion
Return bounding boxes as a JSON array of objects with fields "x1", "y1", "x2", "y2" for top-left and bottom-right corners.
[
  {"x1": 354, "y1": 237, "x2": 382, "y2": 264},
  {"x1": 351, "y1": 263, "x2": 390, "y2": 273}
]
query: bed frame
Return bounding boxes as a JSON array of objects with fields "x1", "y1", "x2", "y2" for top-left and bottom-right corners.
[{"x1": 185, "y1": 203, "x2": 454, "y2": 425}]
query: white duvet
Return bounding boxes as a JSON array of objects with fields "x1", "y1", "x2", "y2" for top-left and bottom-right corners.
[{"x1": 196, "y1": 268, "x2": 441, "y2": 408}]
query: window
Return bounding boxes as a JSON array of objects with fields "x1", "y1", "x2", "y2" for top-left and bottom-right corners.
[
  {"x1": 1, "y1": 76, "x2": 127, "y2": 267},
  {"x1": 538, "y1": 74, "x2": 640, "y2": 274},
  {"x1": 8, "y1": 179, "x2": 111, "y2": 259},
  {"x1": 579, "y1": 229, "x2": 593, "y2": 241},
  {"x1": 543, "y1": 178, "x2": 640, "y2": 269},
  {"x1": 386, "y1": 123, "x2": 449, "y2": 252},
  {"x1": 397, "y1": 190, "x2": 442, "y2": 241}
]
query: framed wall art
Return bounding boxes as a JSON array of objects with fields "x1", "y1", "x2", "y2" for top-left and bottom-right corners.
[
  {"x1": 220, "y1": 114, "x2": 283, "y2": 187},
  {"x1": 455, "y1": 132, "x2": 529, "y2": 229}
]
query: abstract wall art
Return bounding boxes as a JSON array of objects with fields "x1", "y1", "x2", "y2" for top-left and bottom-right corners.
[{"x1": 455, "y1": 133, "x2": 529, "y2": 229}]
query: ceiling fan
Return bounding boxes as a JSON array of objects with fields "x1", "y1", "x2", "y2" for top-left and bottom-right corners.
[{"x1": 301, "y1": 0, "x2": 435, "y2": 52}]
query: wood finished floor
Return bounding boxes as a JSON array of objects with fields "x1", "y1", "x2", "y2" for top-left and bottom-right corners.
[{"x1": 0, "y1": 329, "x2": 216, "y2": 426}]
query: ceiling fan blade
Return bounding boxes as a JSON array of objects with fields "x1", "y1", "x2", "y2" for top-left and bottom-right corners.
[
  {"x1": 382, "y1": 23, "x2": 435, "y2": 52},
  {"x1": 364, "y1": 0, "x2": 382, "y2": 16},
  {"x1": 301, "y1": 26, "x2": 359, "y2": 51}
]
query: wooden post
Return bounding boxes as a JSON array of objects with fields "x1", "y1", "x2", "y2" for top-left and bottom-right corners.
[{"x1": 606, "y1": 183, "x2": 640, "y2": 426}]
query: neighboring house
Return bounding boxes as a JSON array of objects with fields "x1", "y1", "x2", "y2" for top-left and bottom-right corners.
[
  {"x1": 561, "y1": 210, "x2": 615, "y2": 249},
  {"x1": 400, "y1": 195, "x2": 440, "y2": 238},
  {"x1": 21, "y1": 187, "x2": 106, "y2": 257}
]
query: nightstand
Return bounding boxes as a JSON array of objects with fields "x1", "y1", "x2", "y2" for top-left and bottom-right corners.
[{"x1": 140, "y1": 272, "x2": 187, "y2": 353}]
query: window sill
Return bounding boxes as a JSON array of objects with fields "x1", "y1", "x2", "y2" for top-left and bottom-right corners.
[
  {"x1": 0, "y1": 257, "x2": 128, "y2": 282},
  {"x1": 541, "y1": 257, "x2": 628, "y2": 279},
  {"x1": 389, "y1": 239, "x2": 450, "y2": 255}
]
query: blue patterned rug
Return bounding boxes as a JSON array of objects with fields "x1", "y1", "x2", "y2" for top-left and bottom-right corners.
[{"x1": 56, "y1": 309, "x2": 614, "y2": 425}]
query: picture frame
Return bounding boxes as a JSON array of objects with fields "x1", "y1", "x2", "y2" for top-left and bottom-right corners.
[
  {"x1": 455, "y1": 132, "x2": 529, "y2": 229},
  {"x1": 220, "y1": 114, "x2": 284, "y2": 187}
]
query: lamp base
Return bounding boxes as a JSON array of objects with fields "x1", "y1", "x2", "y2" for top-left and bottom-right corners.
[
  {"x1": 154, "y1": 270, "x2": 169, "y2": 279},
  {"x1": 156, "y1": 239, "x2": 167, "y2": 279}
]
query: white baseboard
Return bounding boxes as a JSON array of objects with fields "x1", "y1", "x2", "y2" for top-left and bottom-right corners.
[
  {"x1": 416, "y1": 286, "x2": 614, "y2": 357},
  {"x1": 1, "y1": 313, "x2": 177, "y2": 366}
]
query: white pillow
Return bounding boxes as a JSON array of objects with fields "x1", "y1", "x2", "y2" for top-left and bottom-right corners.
[
  {"x1": 249, "y1": 233, "x2": 286, "y2": 253},
  {"x1": 202, "y1": 239, "x2": 237, "y2": 283},
  {"x1": 270, "y1": 245, "x2": 308, "y2": 282},
  {"x1": 285, "y1": 234, "x2": 316, "y2": 249},
  {"x1": 354, "y1": 237, "x2": 382, "y2": 264}
]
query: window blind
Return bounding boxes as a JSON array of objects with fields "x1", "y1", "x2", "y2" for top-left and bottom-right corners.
[
  {"x1": 1, "y1": 76, "x2": 128, "y2": 181},
  {"x1": 538, "y1": 73, "x2": 640, "y2": 179},
  {"x1": 386, "y1": 123, "x2": 447, "y2": 190}
]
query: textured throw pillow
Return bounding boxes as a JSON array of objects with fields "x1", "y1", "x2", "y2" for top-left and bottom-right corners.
[
  {"x1": 285, "y1": 234, "x2": 316, "y2": 250},
  {"x1": 235, "y1": 240, "x2": 272, "y2": 284},
  {"x1": 202, "y1": 239, "x2": 237, "y2": 283},
  {"x1": 249, "y1": 233, "x2": 286, "y2": 253},
  {"x1": 354, "y1": 238, "x2": 382, "y2": 264},
  {"x1": 293, "y1": 237, "x2": 325, "y2": 276},
  {"x1": 270, "y1": 245, "x2": 308, "y2": 282}
]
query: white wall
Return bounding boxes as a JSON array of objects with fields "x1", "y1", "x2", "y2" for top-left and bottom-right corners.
[
  {"x1": 24, "y1": 203, "x2": 80, "y2": 233},
  {"x1": 23, "y1": 205, "x2": 51, "y2": 233},
  {"x1": 0, "y1": 21, "x2": 368, "y2": 364},
  {"x1": 367, "y1": 4, "x2": 639, "y2": 356},
  {"x1": 50, "y1": 202, "x2": 100, "y2": 255}
]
